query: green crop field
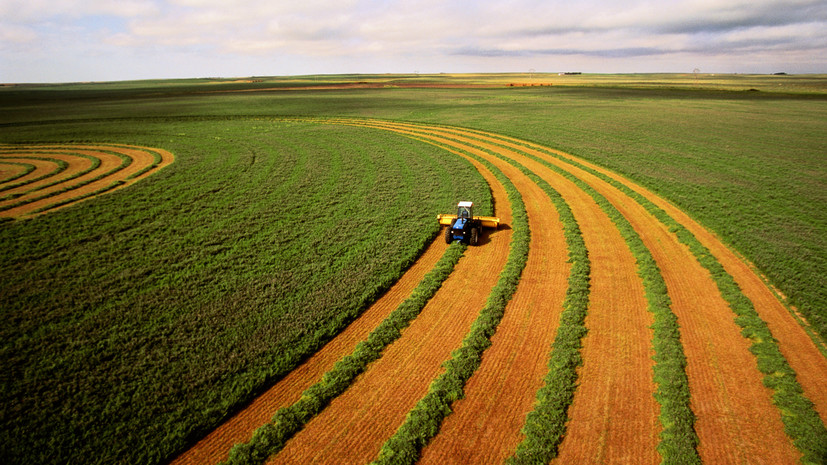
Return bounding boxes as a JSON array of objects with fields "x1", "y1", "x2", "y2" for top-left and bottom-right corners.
[{"x1": 1, "y1": 73, "x2": 825, "y2": 465}]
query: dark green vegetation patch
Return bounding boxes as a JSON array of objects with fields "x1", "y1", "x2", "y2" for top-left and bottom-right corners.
[{"x1": 0, "y1": 119, "x2": 491, "y2": 465}]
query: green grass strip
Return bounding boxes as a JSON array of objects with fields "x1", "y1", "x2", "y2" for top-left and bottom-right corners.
[
  {"x1": 222, "y1": 241, "x2": 468, "y2": 465},
  {"x1": 124, "y1": 147, "x2": 165, "y2": 180},
  {"x1": 490, "y1": 154, "x2": 593, "y2": 464},
  {"x1": 398, "y1": 123, "x2": 697, "y2": 464},
  {"x1": 371, "y1": 134, "x2": 530, "y2": 465},
  {"x1": 469, "y1": 126, "x2": 827, "y2": 464},
  {"x1": 537, "y1": 150, "x2": 827, "y2": 464}
]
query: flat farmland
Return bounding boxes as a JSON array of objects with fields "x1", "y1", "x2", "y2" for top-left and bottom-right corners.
[{"x1": 0, "y1": 74, "x2": 825, "y2": 465}]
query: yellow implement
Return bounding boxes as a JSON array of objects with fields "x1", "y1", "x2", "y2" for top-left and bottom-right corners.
[{"x1": 437, "y1": 213, "x2": 500, "y2": 229}]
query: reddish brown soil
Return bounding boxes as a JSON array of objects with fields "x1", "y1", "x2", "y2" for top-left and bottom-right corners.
[
  {"x1": 0, "y1": 157, "x2": 64, "y2": 187},
  {"x1": 406, "y1": 126, "x2": 660, "y2": 464},
  {"x1": 463, "y1": 130, "x2": 804, "y2": 463},
  {"x1": 0, "y1": 144, "x2": 172, "y2": 218},
  {"x1": 169, "y1": 238, "x2": 450, "y2": 465},
  {"x1": 542, "y1": 147, "x2": 827, "y2": 428},
  {"x1": 267, "y1": 153, "x2": 512, "y2": 465}
]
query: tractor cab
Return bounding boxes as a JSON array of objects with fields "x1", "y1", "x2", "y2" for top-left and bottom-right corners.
[{"x1": 457, "y1": 201, "x2": 473, "y2": 219}]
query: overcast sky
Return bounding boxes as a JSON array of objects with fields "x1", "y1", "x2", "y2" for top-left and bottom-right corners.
[{"x1": 1, "y1": 0, "x2": 825, "y2": 83}]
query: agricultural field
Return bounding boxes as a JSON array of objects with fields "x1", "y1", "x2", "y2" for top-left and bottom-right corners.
[{"x1": 0, "y1": 74, "x2": 825, "y2": 464}]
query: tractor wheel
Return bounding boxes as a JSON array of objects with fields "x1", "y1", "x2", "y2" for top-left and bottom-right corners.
[
  {"x1": 470, "y1": 227, "x2": 479, "y2": 246},
  {"x1": 444, "y1": 227, "x2": 453, "y2": 244}
]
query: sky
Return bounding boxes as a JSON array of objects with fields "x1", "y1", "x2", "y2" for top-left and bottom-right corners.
[{"x1": 1, "y1": 0, "x2": 826, "y2": 83}]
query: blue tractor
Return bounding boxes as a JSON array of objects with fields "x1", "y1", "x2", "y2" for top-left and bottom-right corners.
[{"x1": 437, "y1": 201, "x2": 500, "y2": 246}]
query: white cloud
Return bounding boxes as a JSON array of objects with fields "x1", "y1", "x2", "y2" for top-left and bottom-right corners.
[
  {"x1": 1, "y1": 0, "x2": 825, "y2": 82},
  {"x1": 0, "y1": 0, "x2": 158, "y2": 21},
  {"x1": 0, "y1": 23, "x2": 37, "y2": 44}
]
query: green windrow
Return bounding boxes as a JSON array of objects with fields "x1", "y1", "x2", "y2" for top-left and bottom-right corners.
[
  {"x1": 470, "y1": 127, "x2": 826, "y2": 464},
  {"x1": 386, "y1": 122, "x2": 697, "y2": 464},
  {"x1": 223, "y1": 242, "x2": 468, "y2": 465},
  {"x1": 548, "y1": 151, "x2": 827, "y2": 464},
  {"x1": 371, "y1": 130, "x2": 530, "y2": 465}
]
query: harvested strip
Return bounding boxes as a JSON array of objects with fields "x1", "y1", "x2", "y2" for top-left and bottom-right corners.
[
  {"x1": 376, "y1": 123, "x2": 661, "y2": 461},
  {"x1": 222, "y1": 239, "x2": 468, "y2": 465},
  {"x1": 430, "y1": 127, "x2": 694, "y2": 462},
  {"x1": 0, "y1": 158, "x2": 64, "y2": 193},
  {"x1": 498, "y1": 138, "x2": 802, "y2": 463},
  {"x1": 0, "y1": 152, "x2": 95, "y2": 204},
  {"x1": 0, "y1": 144, "x2": 173, "y2": 218},
  {"x1": 511, "y1": 140, "x2": 826, "y2": 462},
  {"x1": 0, "y1": 161, "x2": 34, "y2": 184},
  {"x1": 371, "y1": 132, "x2": 529, "y2": 464},
  {"x1": 423, "y1": 127, "x2": 659, "y2": 463},
  {"x1": 413, "y1": 131, "x2": 570, "y2": 463},
  {"x1": 267, "y1": 154, "x2": 512, "y2": 465},
  {"x1": 571, "y1": 155, "x2": 827, "y2": 426},
  {"x1": 172, "y1": 238, "x2": 450, "y2": 465}
]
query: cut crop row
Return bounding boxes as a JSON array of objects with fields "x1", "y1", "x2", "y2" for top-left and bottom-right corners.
[
  {"x1": 458, "y1": 126, "x2": 826, "y2": 463},
  {"x1": 0, "y1": 145, "x2": 172, "y2": 218},
  {"x1": 369, "y1": 132, "x2": 530, "y2": 465},
  {"x1": 0, "y1": 151, "x2": 101, "y2": 211},
  {"x1": 339, "y1": 120, "x2": 697, "y2": 463},
  {"x1": 0, "y1": 157, "x2": 67, "y2": 194},
  {"x1": 222, "y1": 242, "x2": 468, "y2": 465},
  {"x1": 538, "y1": 148, "x2": 827, "y2": 464}
]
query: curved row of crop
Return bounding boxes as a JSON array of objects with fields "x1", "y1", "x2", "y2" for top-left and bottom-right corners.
[
  {"x1": 370, "y1": 135, "x2": 530, "y2": 464},
  {"x1": 221, "y1": 242, "x2": 468, "y2": 465},
  {"x1": 0, "y1": 159, "x2": 49, "y2": 191},
  {"x1": 0, "y1": 144, "x2": 172, "y2": 219},
  {"x1": 394, "y1": 122, "x2": 698, "y2": 463},
  {"x1": 489, "y1": 143, "x2": 698, "y2": 464},
  {"x1": 0, "y1": 152, "x2": 101, "y2": 207},
  {"x1": 298, "y1": 118, "x2": 826, "y2": 463},
  {"x1": 449, "y1": 126, "x2": 827, "y2": 463},
  {"x1": 327, "y1": 118, "x2": 697, "y2": 463},
  {"x1": 437, "y1": 123, "x2": 825, "y2": 463},
  {"x1": 526, "y1": 145, "x2": 827, "y2": 463}
]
